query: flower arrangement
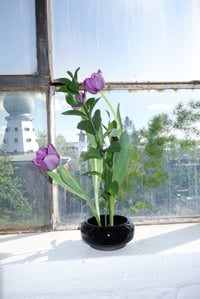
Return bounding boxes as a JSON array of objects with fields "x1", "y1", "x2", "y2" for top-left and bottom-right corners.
[{"x1": 32, "y1": 68, "x2": 130, "y2": 227}]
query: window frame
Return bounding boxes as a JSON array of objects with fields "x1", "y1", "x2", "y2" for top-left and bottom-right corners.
[
  {"x1": 0, "y1": 0, "x2": 50, "y2": 92},
  {"x1": 0, "y1": 0, "x2": 54, "y2": 233}
]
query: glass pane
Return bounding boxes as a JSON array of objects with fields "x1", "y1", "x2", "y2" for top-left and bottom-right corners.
[
  {"x1": 0, "y1": 0, "x2": 36, "y2": 74},
  {"x1": 52, "y1": 0, "x2": 200, "y2": 81},
  {"x1": 54, "y1": 89, "x2": 200, "y2": 223},
  {"x1": 51, "y1": 0, "x2": 200, "y2": 82},
  {"x1": 0, "y1": 91, "x2": 49, "y2": 228}
]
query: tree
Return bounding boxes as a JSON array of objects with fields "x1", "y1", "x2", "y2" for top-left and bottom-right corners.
[
  {"x1": 55, "y1": 134, "x2": 70, "y2": 156},
  {"x1": 36, "y1": 130, "x2": 48, "y2": 147},
  {"x1": 0, "y1": 154, "x2": 32, "y2": 223},
  {"x1": 118, "y1": 101, "x2": 200, "y2": 214},
  {"x1": 123, "y1": 116, "x2": 135, "y2": 132},
  {"x1": 36, "y1": 131, "x2": 71, "y2": 156}
]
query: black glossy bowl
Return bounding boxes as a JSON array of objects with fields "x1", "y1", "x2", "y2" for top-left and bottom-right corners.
[{"x1": 80, "y1": 215, "x2": 134, "y2": 251}]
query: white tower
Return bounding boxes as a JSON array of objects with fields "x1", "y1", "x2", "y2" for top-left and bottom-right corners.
[{"x1": 2, "y1": 93, "x2": 39, "y2": 154}]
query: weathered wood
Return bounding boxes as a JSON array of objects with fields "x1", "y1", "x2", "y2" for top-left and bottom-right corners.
[{"x1": 0, "y1": 75, "x2": 49, "y2": 91}]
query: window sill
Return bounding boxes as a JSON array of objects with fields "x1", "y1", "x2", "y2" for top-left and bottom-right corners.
[{"x1": 0, "y1": 223, "x2": 200, "y2": 299}]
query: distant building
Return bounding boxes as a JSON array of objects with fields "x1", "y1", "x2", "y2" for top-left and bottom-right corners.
[
  {"x1": 2, "y1": 93, "x2": 39, "y2": 154},
  {"x1": 78, "y1": 130, "x2": 87, "y2": 156}
]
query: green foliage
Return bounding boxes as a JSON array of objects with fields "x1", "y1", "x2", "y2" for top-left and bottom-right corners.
[
  {"x1": 53, "y1": 68, "x2": 131, "y2": 226},
  {"x1": 57, "y1": 67, "x2": 80, "y2": 94},
  {"x1": 55, "y1": 134, "x2": 69, "y2": 156},
  {"x1": 36, "y1": 130, "x2": 48, "y2": 147},
  {"x1": 0, "y1": 154, "x2": 32, "y2": 222},
  {"x1": 119, "y1": 100, "x2": 200, "y2": 214},
  {"x1": 39, "y1": 65, "x2": 200, "y2": 223},
  {"x1": 173, "y1": 100, "x2": 200, "y2": 134}
]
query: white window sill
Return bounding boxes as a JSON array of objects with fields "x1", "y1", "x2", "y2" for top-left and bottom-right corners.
[{"x1": 0, "y1": 223, "x2": 200, "y2": 299}]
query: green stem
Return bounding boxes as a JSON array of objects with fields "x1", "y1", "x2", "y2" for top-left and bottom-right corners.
[
  {"x1": 93, "y1": 158, "x2": 102, "y2": 221},
  {"x1": 109, "y1": 196, "x2": 115, "y2": 226},
  {"x1": 82, "y1": 103, "x2": 102, "y2": 149},
  {"x1": 87, "y1": 199, "x2": 101, "y2": 226},
  {"x1": 82, "y1": 104, "x2": 103, "y2": 227},
  {"x1": 100, "y1": 91, "x2": 122, "y2": 131},
  {"x1": 100, "y1": 91, "x2": 116, "y2": 120}
]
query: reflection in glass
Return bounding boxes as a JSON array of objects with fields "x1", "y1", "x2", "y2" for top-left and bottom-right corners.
[
  {"x1": 2, "y1": 92, "x2": 39, "y2": 153},
  {"x1": 0, "y1": 92, "x2": 49, "y2": 228},
  {"x1": 52, "y1": 0, "x2": 200, "y2": 81},
  {"x1": 0, "y1": 0, "x2": 36, "y2": 74},
  {"x1": 55, "y1": 89, "x2": 200, "y2": 223}
]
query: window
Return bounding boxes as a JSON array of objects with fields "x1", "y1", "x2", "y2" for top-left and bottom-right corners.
[
  {"x1": 0, "y1": 1, "x2": 50, "y2": 231},
  {"x1": 52, "y1": 0, "x2": 200, "y2": 226},
  {"x1": 0, "y1": 0, "x2": 36, "y2": 74},
  {"x1": 0, "y1": 0, "x2": 200, "y2": 232},
  {"x1": 51, "y1": 0, "x2": 200, "y2": 81}
]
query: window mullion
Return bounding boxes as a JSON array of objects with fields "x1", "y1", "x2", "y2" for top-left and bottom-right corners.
[{"x1": 105, "y1": 81, "x2": 200, "y2": 91}]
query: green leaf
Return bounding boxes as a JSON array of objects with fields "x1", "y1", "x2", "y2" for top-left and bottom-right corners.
[
  {"x1": 74, "y1": 67, "x2": 80, "y2": 80},
  {"x1": 68, "y1": 81, "x2": 79, "y2": 93},
  {"x1": 112, "y1": 131, "x2": 130, "y2": 187},
  {"x1": 106, "y1": 181, "x2": 119, "y2": 196},
  {"x1": 110, "y1": 128, "x2": 120, "y2": 138},
  {"x1": 92, "y1": 109, "x2": 101, "y2": 131},
  {"x1": 107, "y1": 140, "x2": 121, "y2": 153},
  {"x1": 116, "y1": 103, "x2": 123, "y2": 131},
  {"x1": 77, "y1": 120, "x2": 95, "y2": 135},
  {"x1": 62, "y1": 110, "x2": 85, "y2": 117},
  {"x1": 48, "y1": 167, "x2": 89, "y2": 201},
  {"x1": 57, "y1": 85, "x2": 69, "y2": 93},
  {"x1": 82, "y1": 147, "x2": 102, "y2": 160},
  {"x1": 108, "y1": 120, "x2": 117, "y2": 130},
  {"x1": 67, "y1": 70, "x2": 74, "y2": 79},
  {"x1": 48, "y1": 166, "x2": 101, "y2": 226},
  {"x1": 82, "y1": 171, "x2": 102, "y2": 177},
  {"x1": 65, "y1": 94, "x2": 78, "y2": 106},
  {"x1": 86, "y1": 98, "x2": 100, "y2": 113},
  {"x1": 56, "y1": 78, "x2": 71, "y2": 84},
  {"x1": 87, "y1": 133, "x2": 97, "y2": 148}
]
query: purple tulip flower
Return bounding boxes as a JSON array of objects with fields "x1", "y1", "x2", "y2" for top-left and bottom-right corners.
[
  {"x1": 76, "y1": 91, "x2": 86, "y2": 104},
  {"x1": 72, "y1": 92, "x2": 86, "y2": 110},
  {"x1": 82, "y1": 70, "x2": 105, "y2": 94},
  {"x1": 32, "y1": 143, "x2": 60, "y2": 171}
]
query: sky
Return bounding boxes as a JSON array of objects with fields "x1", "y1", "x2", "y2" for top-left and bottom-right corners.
[
  {"x1": 51, "y1": 0, "x2": 200, "y2": 81},
  {"x1": 0, "y1": 0, "x2": 200, "y2": 144},
  {"x1": 0, "y1": 0, "x2": 36, "y2": 75},
  {"x1": 50, "y1": 0, "x2": 200, "y2": 141},
  {"x1": 54, "y1": 89, "x2": 200, "y2": 142}
]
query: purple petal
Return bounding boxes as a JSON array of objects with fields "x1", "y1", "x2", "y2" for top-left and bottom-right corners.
[
  {"x1": 72, "y1": 106, "x2": 81, "y2": 110},
  {"x1": 76, "y1": 91, "x2": 86, "y2": 104},
  {"x1": 82, "y1": 78, "x2": 97, "y2": 94},
  {"x1": 82, "y1": 70, "x2": 105, "y2": 94},
  {"x1": 44, "y1": 154, "x2": 60, "y2": 170},
  {"x1": 47, "y1": 144, "x2": 60, "y2": 158},
  {"x1": 32, "y1": 157, "x2": 48, "y2": 170},
  {"x1": 93, "y1": 70, "x2": 105, "y2": 90},
  {"x1": 32, "y1": 144, "x2": 60, "y2": 171},
  {"x1": 36, "y1": 147, "x2": 47, "y2": 160}
]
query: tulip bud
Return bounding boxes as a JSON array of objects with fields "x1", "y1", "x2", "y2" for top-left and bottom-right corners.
[
  {"x1": 32, "y1": 144, "x2": 60, "y2": 171},
  {"x1": 82, "y1": 70, "x2": 105, "y2": 94}
]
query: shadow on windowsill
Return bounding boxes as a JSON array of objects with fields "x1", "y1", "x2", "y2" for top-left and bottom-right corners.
[{"x1": 1, "y1": 223, "x2": 200, "y2": 265}]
